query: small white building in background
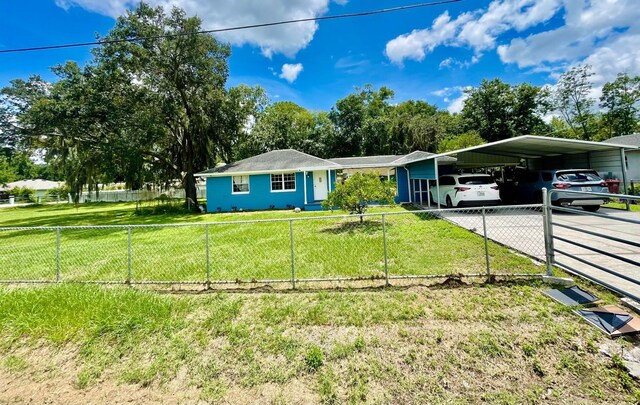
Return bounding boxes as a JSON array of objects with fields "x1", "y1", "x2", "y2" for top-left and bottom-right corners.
[
  {"x1": 0, "y1": 179, "x2": 64, "y2": 200},
  {"x1": 604, "y1": 134, "x2": 640, "y2": 183}
]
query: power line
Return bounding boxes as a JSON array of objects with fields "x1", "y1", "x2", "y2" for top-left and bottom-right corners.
[{"x1": 0, "y1": 0, "x2": 462, "y2": 54}]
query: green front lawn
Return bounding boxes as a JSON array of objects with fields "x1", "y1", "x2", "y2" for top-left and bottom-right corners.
[
  {"x1": 0, "y1": 203, "x2": 542, "y2": 283},
  {"x1": 0, "y1": 283, "x2": 637, "y2": 404}
]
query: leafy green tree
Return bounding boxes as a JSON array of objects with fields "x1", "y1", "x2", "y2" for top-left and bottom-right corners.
[
  {"x1": 512, "y1": 83, "x2": 551, "y2": 136},
  {"x1": 461, "y1": 79, "x2": 513, "y2": 142},
  {"x1": 437, "y1": 131, "x2": 485, "y2": 153},
  {"x1": 0, "y1": 75, "x2": 49, "y2": 159},
  {"x1": 94, "y1": 3, "x2": 232, "y2": 208},
  {"x1": 221, "y1": 85, "x2": 268, "y2": 162},
  {"x1": 327, "y1": 85, "x2": 394, "y2": 157},
  {"x1": 553, "y1": 65, "x2": 595, "y2": 140},
  {"x1": 0, "y1": 156, "x2": 15, "y2": 185},
  {"x1": 388, "y1": 100, "x2": 443, "y2": 153},
  {"x1": 461, "y1": 79, "x2": 549, "y2": 142},
  {"x1": 322, "y1": 172, "x2": 395, "y2": 222},
  {"x1": 240, "y1": 101, "x2": 314, "y2": 157},
  {"x1": 600, "y1": 73, "x2": 640, "y2": 137}
]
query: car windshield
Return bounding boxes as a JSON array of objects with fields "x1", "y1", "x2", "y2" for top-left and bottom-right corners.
[
  {"x1": 556, "y1": 171, "x2": 602, "y2": 182},
  {"x1": 458, "y1": 176, "x2": 494, "y2": 185}
]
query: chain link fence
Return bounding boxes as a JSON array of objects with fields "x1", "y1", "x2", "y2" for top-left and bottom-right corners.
[{"x1": 0, "y1": 205, "x2": 546, "y2": 287}]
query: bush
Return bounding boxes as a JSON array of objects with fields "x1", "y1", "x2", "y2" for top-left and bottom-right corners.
[
  {"x1": 9, "y1": 186, "x2": 36, "y2": 203},
  {"x1": 46, "y1": 185, "x2": 70, "y2": 198},
  {"x1": 322, "y1": 172, "x2": 396, "y2": 220},
  {"x1": 304, "y1": 346, "x2": 324, "y2": 372}
]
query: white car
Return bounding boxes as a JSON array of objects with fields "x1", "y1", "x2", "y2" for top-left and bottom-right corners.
[{"x1": 430, "y1": 174, "x2": 501, "y2": 208}]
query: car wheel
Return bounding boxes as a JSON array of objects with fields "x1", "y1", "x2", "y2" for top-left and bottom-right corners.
[
  {"x1": 446, "y1": 195, "x2": 453, "y2": 208},
  {"x1": 583, "y1": 205, "x2": 600, "y2": 212}
]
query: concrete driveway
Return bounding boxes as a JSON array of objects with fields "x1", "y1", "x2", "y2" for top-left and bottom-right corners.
[{"x1": 434, "y1": 205, "x2": 640, "y2": 298}]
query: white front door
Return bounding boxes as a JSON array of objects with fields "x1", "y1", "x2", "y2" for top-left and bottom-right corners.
[{"x1": 313, "y1": 170, "x2": 328, "y2": 201}]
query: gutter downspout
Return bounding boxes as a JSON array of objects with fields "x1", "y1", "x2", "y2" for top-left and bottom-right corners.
[
  {"x1": 303, "y1": 171, "x2": 308, "y2": 205},
  {"x1": 406, "y1": 167, "x2": 411, "y2": 204}
]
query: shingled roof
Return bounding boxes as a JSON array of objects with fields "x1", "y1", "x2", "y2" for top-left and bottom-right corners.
[
  {"x1": 392, "y1": 150, "x2": 457, "y2": 165},
  {"x1": 603, "y1": 134, "x2": 640, "y2": 148},
  {"x1": 328, "y1": 155, "x2": 405, "y2": 168},
  {"x1": 196, "y1": 149, "x2": 340, "y2": 176}
]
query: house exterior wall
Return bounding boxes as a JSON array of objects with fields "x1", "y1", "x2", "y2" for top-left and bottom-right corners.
[
  {"x1": 205, "y1": 171, "x2": 337, "y2": 212},
  {"x1": 407, "y1": 160, "x2": 436, "y2": 180},
  {"x1": 395, "y1": 167, "x2": 409, "y2": 203},
  {"x1": 626, "y1": 151, "x2": 640, "y2": 183},
  {"x1": 206, "y1": 172, "x2": 305, "y2": 212}
]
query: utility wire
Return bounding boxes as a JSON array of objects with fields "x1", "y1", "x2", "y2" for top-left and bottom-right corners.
[{"x1": 0, "y1": 0, "x2": 462, "y2": 54}]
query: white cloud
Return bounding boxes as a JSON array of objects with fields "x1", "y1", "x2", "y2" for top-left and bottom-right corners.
[
  {"x1": 55, "y1": 0, "x2": 341, "y2": 58},
  {"x1": 385, "y1": 0, "x2": 562, "y2": 65},
  {"x1": 335, "y1": 55, "x2": 370, "y2": 74},
  {"x1": 497, "y1": 0, "x2": 640, "y2": 86},
  {"x1": 279, "y1": 63, "x2": 303, "y2": 83},
  {"x1": 438, "y1": 58, "x2": 454, "y2": 69},
  {"x1": 446, "y1": 92, "x2": 469, "y2": 114},
  {"x1": 431, "y1": 86, "x2": 470, "y2": 113}
]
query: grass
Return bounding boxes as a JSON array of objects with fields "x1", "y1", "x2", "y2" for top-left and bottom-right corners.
[
  {"x1": 603, "y1": 201, "x2": 640, "y2": 211},
  {"x1": 0, "y1": 282, "x2": 638, "y2": 404},
  {"x1": 0, "y1": 202, "x2": 543, "y2": 283}
]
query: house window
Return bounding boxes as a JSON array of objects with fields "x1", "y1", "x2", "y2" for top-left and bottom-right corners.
[
  {"x1": 271, "y1": 173, "x2": 296, "y2": 192},
  {"x1": 232, "y1": 175, "x2": 249, "y2": 194}
]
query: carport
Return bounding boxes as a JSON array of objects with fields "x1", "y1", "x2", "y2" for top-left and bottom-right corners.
[{"x1": 416, "y1": 135, "x2": 636, "y2": 206}]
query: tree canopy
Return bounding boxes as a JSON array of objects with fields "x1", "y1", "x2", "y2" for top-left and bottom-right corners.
[
  {"x1": 322, "y1": 172, "x2": 396, "y2": 221},
  {"x1": 1, "y1": 2, "x2": 639, "y2": 207}
]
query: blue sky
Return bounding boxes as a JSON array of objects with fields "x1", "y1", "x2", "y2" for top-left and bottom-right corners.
[{"x1": 1, "y1": 0, "x2": 639, "y2": 112}]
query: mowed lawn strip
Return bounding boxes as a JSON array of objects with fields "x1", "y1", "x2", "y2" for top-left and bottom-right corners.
[
  {"x1": 0, "y1": 283, "x2": 638, "y2": 404},
  {"x1": 0, "y1": 203, "x2": 542, "y2": 282}
]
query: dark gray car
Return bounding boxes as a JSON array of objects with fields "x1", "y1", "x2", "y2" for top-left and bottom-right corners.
[{"x1": 505, "y1": 169, "x2": 609, "y2": 211}]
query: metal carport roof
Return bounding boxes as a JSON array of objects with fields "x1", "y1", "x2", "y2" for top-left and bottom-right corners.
[
  {"x1": 429, "y1": 135, "x2": 637, "y2": 162},
  {"x1": 404, "y1": 135, "x2": 638, "y2": 207}
]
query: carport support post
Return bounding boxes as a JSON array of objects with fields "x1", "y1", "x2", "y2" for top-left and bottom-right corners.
[
  {"x1": 620, "y1": 149, "x2": 630, "y2": 211},
  {"x1": 542, "y1": 188, "x2": 554, "y2": 276},
  {"x1": 481, "y1": 207, "x2": 490, "y2": 277},
  {"x1": 289, "y1": 220, "x2": 296, "y2": 289}
]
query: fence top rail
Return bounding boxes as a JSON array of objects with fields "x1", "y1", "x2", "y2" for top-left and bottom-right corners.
[
  {"x1": 0, "y1": 203, "x2": 542, "y2": 231},
  {"x1": 551, "y1": 205, "x2": 640, "y2": 225}
]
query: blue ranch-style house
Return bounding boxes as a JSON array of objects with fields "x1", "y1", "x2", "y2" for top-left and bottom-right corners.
[{"x1": 196, "y1": 149, "x2": 455, "y2": 213}]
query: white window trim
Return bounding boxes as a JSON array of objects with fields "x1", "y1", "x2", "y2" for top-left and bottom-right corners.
[
  {"x1": 231, "y1": 175, "x2": 250, "y2": 195},
  {"x1": 270, "y1": 173, "x2": 297, "y2": 193}
]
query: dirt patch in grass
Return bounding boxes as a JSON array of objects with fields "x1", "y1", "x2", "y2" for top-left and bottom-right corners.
[{"x1": 1, "y1": 282, "x2": 639, "y2": 404}]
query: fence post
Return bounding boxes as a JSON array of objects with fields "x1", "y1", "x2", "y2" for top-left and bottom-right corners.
[
  {"x1": 382, "y1": 214, "x2": 389, "y2": 286},
  {"x1": 56, "y1": 227, "x2": 61, "y2": 282},
  {"x1": 542, "y1": 188, "x2": 554, "y2": 276},
  {"x1": 481, "y1": 207, "x2": 490, "y2": 277},
  {"x1": 205, "y1": 224, "x2": 211, "y2": 289},
  {"x1": 289, "y1": 220, "x2": 296, "y2": 289},
  {"x1": 127, "y1": 226, "x2": 132, "y2": 284}
]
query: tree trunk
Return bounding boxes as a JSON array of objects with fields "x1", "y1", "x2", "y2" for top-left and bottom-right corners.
[{"x1": 184, "y1": 171, "x2": 198, "y2": 211}]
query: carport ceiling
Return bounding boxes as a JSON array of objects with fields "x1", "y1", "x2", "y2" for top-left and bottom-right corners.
[{"x1": 434, "y1": 135, "x2": 634, "y2": 162}]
